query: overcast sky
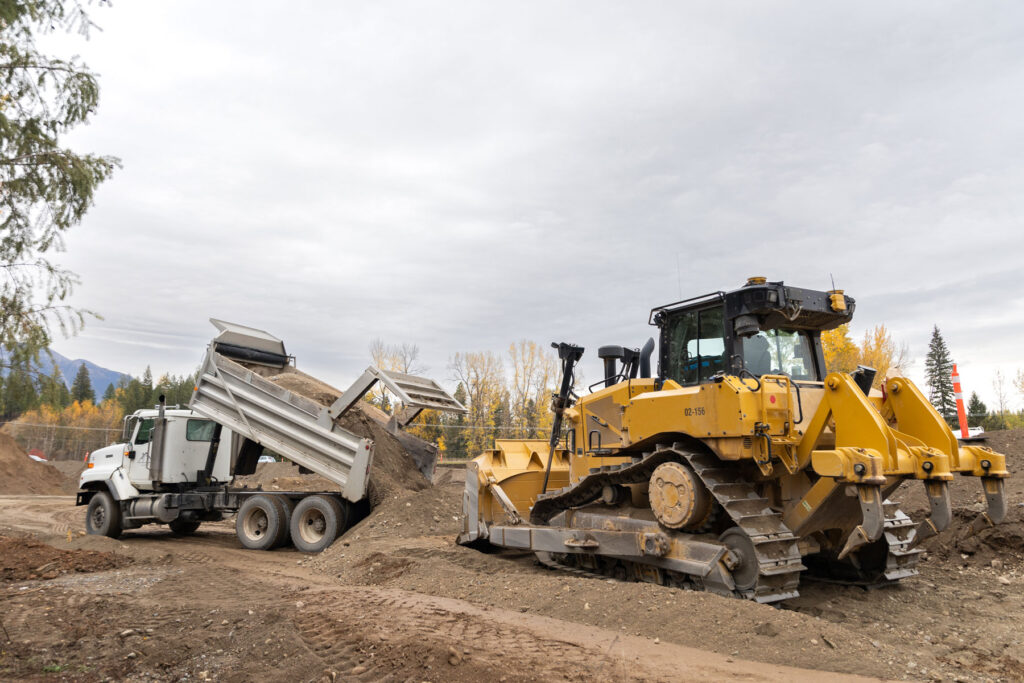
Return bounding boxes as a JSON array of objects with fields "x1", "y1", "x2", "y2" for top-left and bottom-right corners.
[{"x1": 42, "y1": 1, "x2": 1024, "y2": 409}]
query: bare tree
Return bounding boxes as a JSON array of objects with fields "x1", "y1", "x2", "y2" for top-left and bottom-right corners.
[
  {"x1": 366, "y1": 338, "x2": 426, "y2": 411},
  {"x1": 993, "y1": 369, "x2": 1010, "y2": 430},
  {"x1": 449, "y1": 351, "x2": 505, "y2": 455}
]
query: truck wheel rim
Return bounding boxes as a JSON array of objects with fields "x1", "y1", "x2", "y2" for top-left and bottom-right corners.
[
  {"x1": 243, "y1": 508, "x2": 268, "y2": 539},
  {"x1": 91, "y1": 505, "x2": 105, "y2": 528},
  {"x1": 297, "y1": 508, "x2": 328, "y2": 544}
]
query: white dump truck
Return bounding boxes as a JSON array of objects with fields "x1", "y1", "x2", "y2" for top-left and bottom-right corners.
[{"x1": 77, "y1": 320, "x2": 465, "y2": 553}]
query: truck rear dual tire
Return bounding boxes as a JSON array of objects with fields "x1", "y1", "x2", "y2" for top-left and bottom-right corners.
[
  {"x1": 236, "y1": 495, "x2": 289, "y2": 550},
  {"x1": 291, "y1": 495, "x2": 348, "y2": 554},
  {"x1": 275, "y1": 496, "x2": 295, "y2": 549},
  {"x1": 85, "y1": 491, "x2": 123, "y2": 539}
]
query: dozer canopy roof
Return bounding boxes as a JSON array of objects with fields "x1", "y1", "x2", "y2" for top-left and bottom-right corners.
[
  {"x1": 649, "y1": 279, "x2": 854, "y2": 384},
  {"x1": 649, "y1": 278, "x2": 854, "y2": 336}
]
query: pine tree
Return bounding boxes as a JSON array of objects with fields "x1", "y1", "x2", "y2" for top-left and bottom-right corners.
[
  {"x1": 966, "y1": 391, "x2": 987, "y2": 429},
  {"x1": 70, "y1": 363, "x2": 94, "y2": 403},
  {"x1": 0, "y1": 366, "x2": 40, "y2": 419},
  {"x1": 0, "y1": 2, "x2": 119, "y2": 372},
  {"x1": 923, "y1": 325, "x2": 956, "y2": 423},
  {"x1": 101, "y1": 383, "x2": 116, "y2": 403},
  {"x1": 116, "y1": 375, "x2": 154, "y2": 414},
  {"x1": 39, "y1": 365, "x2": 71, "y2": 408}
]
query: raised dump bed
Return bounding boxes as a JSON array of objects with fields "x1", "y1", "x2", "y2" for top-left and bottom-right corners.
[{"x1": 191, "y1": 348, "x2": 375, "y2": 502}]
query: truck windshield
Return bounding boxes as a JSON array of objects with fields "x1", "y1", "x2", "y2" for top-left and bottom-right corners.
[
  {"x1": 134, "y1": 419, "x2": 155, "y2": 444},
  {"x1": 741, "y1": 329, "x2": 816, "y2": 380},
  {"x1": 186, "y1": 419, "x2": 217, "y2": 441}
]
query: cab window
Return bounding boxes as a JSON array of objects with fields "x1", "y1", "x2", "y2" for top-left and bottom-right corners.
[
  {"x1": 134, "y1": 419, "x2": 155, "y2": 445},
  {"x1": 122, "y1": 417, "x2": 137, "y2": 442},
  {"x1": 186, "y1": 419, "x2": 217, "y2": 442},
  {"x1": 664, "y1": 307, "x2": 726, "y2": 385},
  {"x1": 741, "y1": 329, "x2": 816, "y2": 380}
]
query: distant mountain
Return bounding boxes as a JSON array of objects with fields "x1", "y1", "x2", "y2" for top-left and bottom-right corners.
[{"x1": 42, "y1": 350, "x2": 128, "y2": 399}]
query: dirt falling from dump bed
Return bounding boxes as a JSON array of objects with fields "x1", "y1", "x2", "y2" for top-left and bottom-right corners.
[
  {"x1": 264, "y1": 370, "x2": 430, "y2": 504},
  {"x1": 0, "y1": 430, "x2": 68, "y2": 495},
  {"x1": 232, "y1": 461, "x2": 338, "y2": 492}
]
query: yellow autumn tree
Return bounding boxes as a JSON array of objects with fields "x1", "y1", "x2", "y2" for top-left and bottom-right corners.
[
  {"x1": 822, "y1": 323, "x2": 908, "y2": 389},
  {"x1": 6, "y1": 400, "x2": 124, "y2": 461},
  {"x1": 821, "y1": 324, "x2": 859, "y2": 373},
  {"x1": 857, "y1": 324, "x2": 909, "y2": 388}
]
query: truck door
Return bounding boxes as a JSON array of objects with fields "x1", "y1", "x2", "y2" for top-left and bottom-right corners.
[{"x1": 126, "y1": 417, "x2": 156, "y2": 486}]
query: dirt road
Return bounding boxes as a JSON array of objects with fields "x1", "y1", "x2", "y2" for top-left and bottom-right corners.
[{"x1": 0, "y1": 495, "x2": 879, "y2": 682}]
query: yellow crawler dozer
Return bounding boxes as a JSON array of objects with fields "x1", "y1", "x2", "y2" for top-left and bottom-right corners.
[{"x1": 458, "y1": 278, "x2": 1010, "y2": 602}]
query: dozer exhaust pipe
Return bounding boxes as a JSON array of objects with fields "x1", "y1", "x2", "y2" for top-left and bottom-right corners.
[{"x1": 597, "y1": 337, "x2": 656, "y2": 388}]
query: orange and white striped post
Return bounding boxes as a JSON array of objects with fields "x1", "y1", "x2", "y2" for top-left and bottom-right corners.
[{"x1": 952, "y1": 363, "x2": 969, "y2": 438}]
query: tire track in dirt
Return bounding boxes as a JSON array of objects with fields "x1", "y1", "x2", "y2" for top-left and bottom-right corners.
[{"x1": 288, "y1": 584, "x2": 870, "y2": 682}]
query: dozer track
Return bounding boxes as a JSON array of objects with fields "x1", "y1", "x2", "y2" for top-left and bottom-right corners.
[
  {"x1": 532, "y1": 444, "x2": 805, "y2": 603},
  {"x1": 880, "y1": 502, "x2": 923, "y2": 581},
  {"x1": 803, "y1": 500, "x2": 923, "y2": 586}
]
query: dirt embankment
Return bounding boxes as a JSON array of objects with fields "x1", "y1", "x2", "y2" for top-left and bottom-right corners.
[
  {"x1": 0, "y1": 431, "x2": 69, "y2": 495},
  {"x1": 0, "y1": 534, "x2": 129, "y2": 582},
  {"x1": 888, "y1": 429, "x2": 1024, "y2": 566},
  {"x1": 49, "y1": 460, "x2": 87, "y2": 495}
]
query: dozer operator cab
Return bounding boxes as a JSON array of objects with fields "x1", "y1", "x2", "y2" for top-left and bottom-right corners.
[{"x1": 649, "y1": 276, "x2": 853, "y2": 386}]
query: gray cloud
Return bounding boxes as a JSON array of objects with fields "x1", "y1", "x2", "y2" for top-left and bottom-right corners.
[{"x1": 40, "y1": 1, "x2": 1024, "y2": 407}]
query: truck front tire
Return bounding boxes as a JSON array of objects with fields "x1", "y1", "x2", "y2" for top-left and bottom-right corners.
[
  {"x1": 85, "y1": 491, "x2": 123, "y2": 539},
  {"x1": 236, "y1": 495, "x2": 288, "y2": 550},
  {"x1": 290, "y1": 495, "x2": 347, "y2": 553}
]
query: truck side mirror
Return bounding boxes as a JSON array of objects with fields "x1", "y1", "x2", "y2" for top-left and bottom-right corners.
[{"x1": 125, "y1": 449, "x2": 136, "y2": 460}]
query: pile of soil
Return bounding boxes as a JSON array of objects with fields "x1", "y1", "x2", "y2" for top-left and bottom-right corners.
[
  {"x1": 264, "y1": 368, "x2": 431, "y2": 504},
  {"x1": 0, "y1": 431, "x2": 67, "y2": 495},
  {"x1": 233, "y1": 462, "x2": 338, "y2": 492},
  {"x1": 344, "y1": 483, "x2": 462, "y2": 542},
  {"x1": 48, "y1": 459, "x2": 87, "y2": 494},
  {"x1": 0, "y1": 534, "x2": 129, "y2": 581}
]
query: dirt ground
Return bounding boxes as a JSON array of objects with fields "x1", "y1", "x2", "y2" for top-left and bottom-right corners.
[
  {"x1": 0, "y1": 497, "x2": 857, "y2": 683},
  {"x1": 0, "y1": 431, "x2": 1021, "y2": 681}
]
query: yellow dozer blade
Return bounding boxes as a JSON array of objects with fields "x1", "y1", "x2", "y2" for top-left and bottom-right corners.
[{"x1": 459, "y1": 440, "x2": 570, "y2": 544}]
